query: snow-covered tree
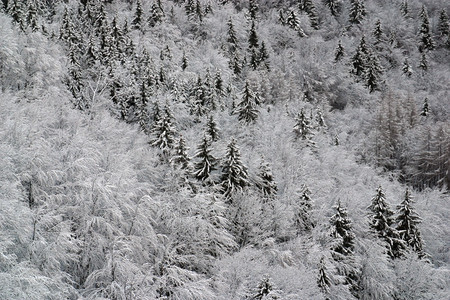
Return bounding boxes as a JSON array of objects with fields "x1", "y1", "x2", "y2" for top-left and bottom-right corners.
[
  {"x1": 418, "y1": 5, "x2": 435, "y2": 52},
  {"x1": 402, "y1": 58, "x2": 412, "y2": 77},
  {"x1": 335, "y1": 40, "x2": 344, "y2": 62},
  {"x1": 349, "y1": 0, "x2": 366, "y2": 25},
  {"x1": 236, "y1": 81, "x2": 259, "y2": 124},
  {"x1": 150, "y1": 104, "x2": 177, "y2": 159},
  {"x1": 255, "y1": 158, "x2": 277, "y2": 199},
  {"x1": 205, "y1": 115, "x2": 220, "y2": 142},
  {"x1": 219, "y1": 138, "x2": 249, "y2": 198},
  {"x1": 438, "y1": 9, "x2": 449, "y2": 37},
  {"x1": 192, "y1": 134, "x2": 217, "y2": 182},
  {"x1": 170, "y1": 135, "x2": 191, "y2": 170}
]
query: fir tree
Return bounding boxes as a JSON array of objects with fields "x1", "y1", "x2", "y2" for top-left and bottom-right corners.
[
  {"x1": 303, "y1": 0, "x2": 320, "y2": 29},
  {"x1": 349, "y1": 0, "x2": 366, "y2": 25},
  {"x1": 364, "y1": 49, "x2": 383, "y2": 93},
  {"x1": 248, "y1": 0, "x2": 258, "y2": 21},
  {"x1": 317, "y1": 256, "x2": 331, "y2": 293},
  {"x1": 294, "y1": 185, "x2": 314, "y2": 233},
  {"x1": 219, "y1": 138, "x2": 249, "y2": 198},
  {"x1": 205, "y1": 115, "x2": 220, "y2": 142},
  {"x1": 149, "y1": 0, "x2": 164, "y2": 27},
  {"x1": 181, "y1": 51, "x2": 188, "y2": 71},
  {"x1": 400, "y1": 0, "x2": 409, "y2": 18},
  {"x1": 395, "y1": 189, "x2": 425, "y2": 257},
  {"x1": 26, "y1": 0, "x2": 38, "y2": 32},
  {"x1": 293, "y1": 108, "x2": 314, "y2": 142},
  {"x1": 373, "y1": 19, "x2": 383, "y2": 45},
  {"x1": 252, "y1": 275, "x2": 273, "y2": 300},
  {"x1": 402, "y1": 58, "x2": 412, "y2": 77},
  {"x1": 150, "y1": 105, "x2": 177, "y2": 158},
  {"x1": 438, "y1": 9, "x2": 449, "y2": 36},
  {"x1": 236, "y1": 81, "x2": 259, "y2": 123},
  {"x1": 334, "y1": 40, "x2": 344, "y2": 62},
  {"x1": 324, "y1": 0, "x2": 341, "y2": 17},
  {"x1": 256, "y1": 159, "x2": 278, "y2": 199},
  {"x1": 418, "y1": 5, "x2": 435, "y2": 52},
  {"x1": 258, "y1": 41, "x2": 270, "y2": 71},
  {"x1": 214, "y1": 71, "x2": 224, "y2": 96},
  {"x1": 192, "y1": 135, "x2": 216, "y2": 181},
  {"x1": 194, "y1": 0, "x2": 203, "y2": 23},
  {"x1": 227, "y1": 18, "x2": 239, "y2": 54},
  {"x1": 132, "y1": 0, "x2": 144, "y2": 30},
  {"x1": 419, "y1": 52, "x2": 428, "y2": 73},
  {"x1": 350, "y1": 36, "x2": 369, "y2": 77},
  {"x1": 330, "y1": 201, "x2": 355, "y2": 257},
  {"x1": 248, "y1": 20, "x2": 259, "y2": 50},
  {"x1": 368, "y1": 186, "x2": 405, "y2": 259},
  {"x1": 420, "y1": 98, "x2": 429, "y2": 117},
  {"x1": 7, "y1": 0, "x2": 24, "y2": 30},
  {"x1": 315, "y1": 109, "x2": 326, "y2": 129},
  {"x1": 170, "y1": 135, "x2": 191, "y2": 170}
]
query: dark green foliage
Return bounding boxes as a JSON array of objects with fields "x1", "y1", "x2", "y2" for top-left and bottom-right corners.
[
  {"x1": 400, "y1": 0, "x2": 408, "y2": 17},
  {"x1": 334, "y1": 40, "x2": 344, "y2": 62},
  {"x1": 193, "y1": 135, "x2": 216, "y2": 181},
  {"x1": 259, "y1": 41, "x2": 270, "y2": 71},
  {"x1": 214, "y1": 71, "x2": 223, "y2": 95},
  {"x1": 236, "y1": 81, "x2": 259, "y2": 123},
  {"x1": 395, "y1": 189, "x2": 425, "y2": 257},
  {"x1": 219, "y1": 138, "x2": 249, "y2": 198},
  {"x1": 349, "y1": 0, "x2": 366, "y2": 25},
  {"x1": 418, "y1": 5, "x2": 435, "y2": 52},
  {"x1": 368, "y1": 186, "x2": 405, "y2": 259},
  {"x1": 7, "y1": 0, "x2": 24, "y2": 29}
]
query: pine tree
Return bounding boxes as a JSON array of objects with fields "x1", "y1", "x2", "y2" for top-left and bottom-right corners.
[
  {"x1": 294, "y1": 185, "x2": 314, "y2": 233},
  {"x1": 395, "y1": 189, "x2": 425, "y2": 257},
  {"x1": 418, "y1": 5, "x2": 435, "y2": 52},
  {"x1": 324, "y1": 0, "x2": 341, "y2": 17},
  {"x1": 348, "y1": 0, "x2": 366, "y2": 25},
  {"x1": 364, "y1": 49, "x2": 383, "y2": 93},
  {"x1": 419, "y1": 52, "x2": 428, "y2": 73},
  {"x1": 438, "y1": 9, "x2": 449, "y2": 36},
  {"x1": 170, "y1": 135, "x2": 191, "y2": 170},
  {"x1": 252, "y1": 275, "x2": 273, "y2": 300},
  {"x1": 256, "y1": 159, "x2": 277, "y2": 199},
  {"x1": 317, "y1": 256, "x2": 331, "y2": 293},
  {"x1": 293, "y1": 108, "x2": 314, "y2": 142},
  {"x1": 420, "y1": 98, "x2": 429, "y2": 116},
  {"x1": 132, "y1": 0, "x2": 144, "y2": 30},
  {"x1": 330, "y1": 201, "x2": 355, "y2": 256},
  {"x1": 373, "y1": 19, "x2": 383, "y2": 45},
  {"x1": 402, "y1": 58, "x2": 412, "y2": 77},
  {"x1": 350, "y1": 36, "x2": 369, "y2": 77},
  {"x1": 150, "y1": 105, "x2": 177, "y2": 158},
  {"x1": 334, "y1": 40, "x2": 344, "y2": 62},
  {"x1": 368, "y1": 186, "x2": 405, "y2": 259},
  {"x1": 205, "y1": 115, "x2": 220, "y2": 142},
  {"x1": 219, "y1": 138, "x2": 249, "y2": 198},
  {"x1": 236, "y1": 81, "x2": 259, "y2": 124},
  {"x1": 192, "y1": 135, "x2": 216, "y2": 181}
]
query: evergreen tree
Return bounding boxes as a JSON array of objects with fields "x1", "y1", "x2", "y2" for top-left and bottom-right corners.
[
  {"x1": 317, "y1": 256, "x2": 331, "y2": 293},
  {"x1": 256, "y1": 159, "x2": 278, "y2": 199},
  {"x1": 132, "y1": 0, "x2": 144, "y2": 30},
  {"x1": 193, "y1": 135, "x2": 216, "y2": 181},
  {"x1": 26, "y1": 0, "x2": 38, "y2": 32},
  {"x1": 303, "y1": 0, "x2": 320, "y2": 29},
  {"x1": 368, "y1": 186, "x2": 405, "y2": 259},
  {"x1": 419, "y1": 52, "x2": 428, "y2": 73},
  {"x1": 330, "y1": 201, "x2": 355, "y2": 256},
  {"x1": 286, "y1": 9, "x2": 307, "y2": 37},
  {"x1": 236, "y1": 81, "x2": 259, "y2": 123},
  {"x1": 395, "y1": 189, "x2": 425, "y2": 257},
  {"x1": 252, "y1": 275, "x2": 273, "y2": 300},
  {"x1": 248, "y1": 0, "x2": 258, "y2": 21},
  {"x1": 350, "y1": 36, "x2": 369, "y2": 77},
  {"x1": 400, "y1": 0, "x2": 409, "y2": 18},
  {"x1": 334, "y1": 40, "x2": 344, "y2": 62},
  {"x1": 420, "y1": 98, "x2": 429, "y2": 117},
  {"x1": 214, "y1": 71, "x2": 224, "y2": 96},
  {"x1": 373, "y1": 19, "x2": 383, "y2": 45},
  {"x1": 230, "y1": 51, "x2": 242, "y2": 75},
  {"x1": 194, "y1": 0, "x2": 203, "y2": 23},
  {"x1": 402, "y1": 58, "x2": 412, "y2": 77},
  {"x1": 438, "y1": 9, "x2": 449, "y2": 36},
  {"x1": 181, "y1": 51, "x2": 188, "y2": 71},
  {"x1": 205, "y1": 115, "x2": 220, "y2": 142},
  {"x1": 258, "y1": 41, "x2": 270, "y2": 71},
  {"x1": 294, "y1": 185, "x2": 314, "y2": 233},
  {"x1": 248, "y1": 20, "x2": 259, "y2": 50},
  {"x1": 418, "y1": 5, "x2": 435, "y2": 52},
  {"x1": 227, "y1": 18, "x2": 239, "y2": 54},
  {"x1": 149, "y1": 0, "x2": 164, "y2": 27},
  {"x1": 324, "y1": 0, "x2": 341, "y2": 17},
  {"x1": 293, "y1": 108, "x2": 314, "y2": 142},
  {"x1": 364, "y1": 49, "x2": 383, "y2": 93},
  {"x1": 7, "y1": 0, "x2": 24, "y2": 30},
  {"x1": 315, "y1": 109, "x2": 326, "y2": 129},
  {"x1": 219, "y1": 138, "x2": 249, "y2": 198},
  {"x1": 348, "y1": 0, "x2": 366, "y2": 25},
  {"x1": 170, "y1": 135, "x2": 191, "y2": 170},
  {"x1": 150, "y1": 105, "x2": 177, "y2": 158}
]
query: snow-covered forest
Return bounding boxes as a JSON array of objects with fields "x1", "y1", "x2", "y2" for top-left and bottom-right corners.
[{"x1": 0, "y1": 0, "x2": 449, "y2": 299}]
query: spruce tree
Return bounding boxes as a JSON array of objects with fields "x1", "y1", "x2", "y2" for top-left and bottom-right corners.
[
  {"x1": 132, "y1": 0, "x2": 144, "y2": 30},
  {"x1": 248, "y1": 0, "x2": 258, "y2": 21},
  {"x1": 324, "y1": 0, "x2": 341, "y2": 17},
  {"x1": 350, "y1": 36, "x2": 369, "y2": 78},
  {"x1": 150, "y1": 105, "x2": 177, "y2": 158},
  {"x1": 402, "y1": 58, "x2": 412, "y2": 77},
  {"x1": 418, "y1": 5, "x2": 435, "y2": 52},
  {"x1": 256, "y1": 159, "x2": 277, "y2": 199},
  {"x1": 252, "y1": 275, "x2": 273, "y2": 300},
  {"x1": 419, "y1": 52, "x2": 428, "y2": 73},
  {"x1": 400, "y1": 0, "x2": 409, "y2": 18},
  {"x1": 420, "y1": 98, "x2": 429, "y2": 117},
  {"x1": 293, "y1": 108, "x2": 314, "y2": 142},
  {"x1": 349, "y1": 0, "x2": 366, "y2": 25},
  {"x1": 205, "y1": 115, "x2": 220, "y2": 142},
  {"x1": 303, "y1": 0, "x2": 320, "y2": 29},
  {"x1": 181, "y1": 51, "x2": 188, "y2": 71},
  {"x1": 236, "y1": 81, "x2": 259, "y2": 124},
  {"x1": 438, "y1": 9, "x2": 449, "y2": 36},
  {"x1": 294, "y1": 185, "x2": 314, "y2": 233},
  {"x1": 170, "y1": 135, "x2": 191, "y2": 170},
  {"x1": 373, "y1": 19, "x2": 383, "y2": 45},
  {"x1": 149, "y1": 0, "x2": 164, "y2": 27},
  {"x1": 330, "y1": 201, "x2": 355, "y2": 257},
  {"x1": 334, "y1": 40, "x2": 344, "y2": 62},
  {"x1": 227, "y1": 18, "x2": 239, "y2": 54},
  {"x1": 219, "y1": 138, "x2": 249, "y2": 198},
  {"x1": 259, "y1": 41, "x2": 270, "y2": 71},
  {"x1": 364, "y1": 49, "x2": 383, "y2": 93},
  {"x1": 395, "y1": 189, "x2": 425, "y2": 257},
  {"x1": 192, "y1": 135, "x2": 216, "y2": 182},
  {"x1": 7, "y1": 0, "x2": 24, "y2": 30},
  {"x1": 214, "y1": 71, "x2": 224, "y2": 96},
  {"x1": 317, "y1": 256, "x2": 331, "y2": 293},
  {"x1": 368, "y1": 186, "x2": 405, "y2": 259}
]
